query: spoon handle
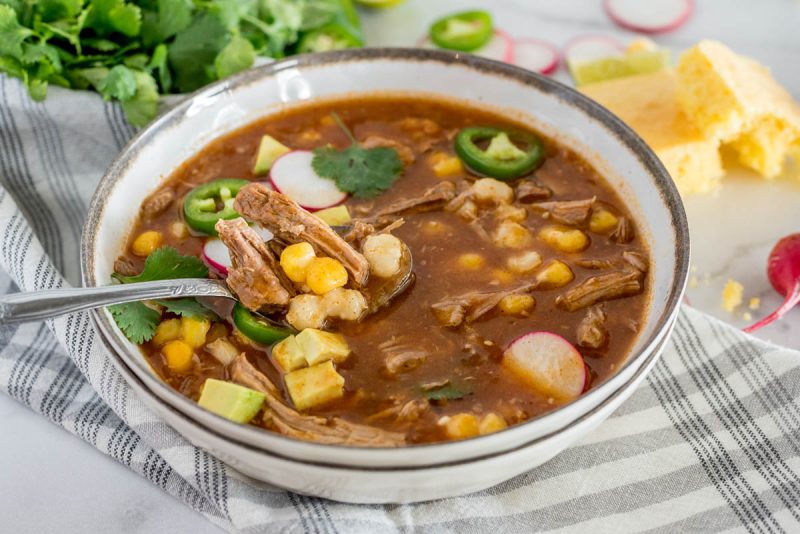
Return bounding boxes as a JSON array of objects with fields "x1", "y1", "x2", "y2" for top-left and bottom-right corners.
[{"x1": 0, "y1": 279, "x2": 230, "y2": 324}]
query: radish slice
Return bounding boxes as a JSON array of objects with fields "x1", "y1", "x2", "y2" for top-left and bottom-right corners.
[
  {"x1": 605, "y1": 0, "x2": 693, "y2": 34},
  {"x1": 563, "y1": 35, "x2": 625, "y2": 62},
  {"x1": 201, "y1": 225, "x2": 274, "y2": 277},
  {"x1": 202, "y1": 238, "x2": 232, "y2": 276},
  {"x1": 474, "y1": 29, "x2": 514, "y2": 63},
  {"x1": 503, "y1": 332, "x2": 586, "y2": 401},
  {"x1": 416, "y1": 29, "x2": 514, "y2": 63},
  {"x1": 269, "y1": 151, "x2": 348, "y2": 211},
  {"x1": 513, "y1": 39, "x2": 559, "y2": 75}
]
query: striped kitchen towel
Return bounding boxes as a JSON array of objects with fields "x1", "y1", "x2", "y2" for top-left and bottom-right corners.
[{"x1": 1, "y1": 76, "x2": 800, "y2": 533}]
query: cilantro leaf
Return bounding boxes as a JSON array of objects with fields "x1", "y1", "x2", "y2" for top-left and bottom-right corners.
[
  {"x1": 98, "y1": 64, "x2": 136, "y2": 100},
  {"x1": 312, "y1": 144, "x2": 403, "y2": 199},
  {"x1": 167, "y1": 11, "x2": 229, "y2": 92},
  {"x1": 37, "y1": 0, "x2": 83, "y2": 22},
  {"x1": 147, "y1": 43, "x2": 171, "y2": 92},
  {"x1": 155, "y1": 298, "x2": 219, "y2": 320},
  {"x1": 114, "y1": 246, "x2": 208, "y2": 283},
  {"x1": 0, "y1": 5, "x2": 33, "y2": 59},
  {"x1": 85, "y1": 0, "x2": 142, "y2": 37},
  {"x1": 141, "y1": 0, "x2": 193, "y2": 47},
  {"x1": 311, "y1": 112, "x2": 404, "y2": 198},
  {"x1": 421, "y1": 384, "x2": 472, "y2": 401},
  {"x1": 120, "y1": 70, "x2": 159, "y2": 127},
  {"x1": 214, "y1": 34, "x2": 254, "y2": 79},
  {"x1": 108, "y1": 301, "x2": 160, "y2": 343}
]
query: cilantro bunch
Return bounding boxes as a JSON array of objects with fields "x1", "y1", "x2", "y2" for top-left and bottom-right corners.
[{"x1": 0, "y1": 0, "x2": 362, "y2": 126}]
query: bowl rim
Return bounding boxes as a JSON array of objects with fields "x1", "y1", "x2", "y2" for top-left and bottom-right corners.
[{"x1": 81, "y1": 47, "x2": 690, "y2": 460}]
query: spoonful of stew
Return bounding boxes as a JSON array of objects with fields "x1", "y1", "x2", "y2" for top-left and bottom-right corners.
[{"x1": 0, "y1": 187, "x2": 415, "y2": 330}]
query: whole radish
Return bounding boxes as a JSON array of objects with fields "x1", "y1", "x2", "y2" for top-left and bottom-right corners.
[{"x1": 743, "y1": 233, "x2": 800, "y2": 333}]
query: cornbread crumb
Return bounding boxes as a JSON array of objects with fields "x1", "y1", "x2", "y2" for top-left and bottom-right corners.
[
  {"x1": 749, "y1": 297, "x2": 761, "y2": 310},
  {"x1": 721, "y1": 279, "x2": 744, "y2": 312},
  {"x1": 689, "y1": 276, "x2": 699, "y2": 288},
  {"x1": 742, "y1": 312, "x2": 753, "y2": 321},
  {"x1": 581, "y1": 70, "x2": 724, "y2": 195}
]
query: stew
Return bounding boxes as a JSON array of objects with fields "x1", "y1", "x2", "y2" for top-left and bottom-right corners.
[{"x1": 112, "y1": 95, "x2": 650, "y2": 446}]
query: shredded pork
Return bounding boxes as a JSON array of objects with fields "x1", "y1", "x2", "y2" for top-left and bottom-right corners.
[
  {"x1": 531, "y1": 197, "x2": 595, "y2": 226},
  {"x1": 556, "y1": 270, "x2": 643, "y2": 312},
  {"x1": 215, "y1": 218, "x2": 292, "y2": 310},
  {"x1": 577, "y1": 306, "x2": 608, "y2": 348},
  {"x1": 431, "y1": 282, "x2": 538, "y2": 327}
]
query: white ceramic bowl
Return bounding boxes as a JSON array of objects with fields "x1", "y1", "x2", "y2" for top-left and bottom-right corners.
[{"x1": 82, "y1": 48, "x2": 689, "y2": 503}]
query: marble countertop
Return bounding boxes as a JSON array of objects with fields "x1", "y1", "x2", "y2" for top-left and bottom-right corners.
[{"x1": 2, "y1": 0, "x2": 798, "y2": 532}]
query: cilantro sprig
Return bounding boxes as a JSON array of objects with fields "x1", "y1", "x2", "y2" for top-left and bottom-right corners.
[
  {"x1": 109, "y1": 246, "x2": 215, "y2": 343},
  {"x1": 311, "y1": 113, "x2": 404, "y2": 198},
  {"x1": 0, "y1": 1, "x2": 363, "y2": 126}
]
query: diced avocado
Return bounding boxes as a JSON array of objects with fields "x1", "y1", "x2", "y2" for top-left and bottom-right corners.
[
  {"x1": 197, "y1": 379, "x2": 265, "y2": 423},
  {"x1": 314, "y1": 205, "x2": 351, "y2": 226},
  {"x1": 484, "y1": 132, "x2": 527, "y2": 161},
  {"x1": 272, "y1": 335, "x2": 306, "y2": 372},
  {"x1": 253, "y1": 135, "x2": 291, "y2": 175},
  {"x1": 296, "y1": 328, "x2": 350, "y2": 366},
  {"x1": 284, "y1": 360, "x2": 345, "y2": 411}
]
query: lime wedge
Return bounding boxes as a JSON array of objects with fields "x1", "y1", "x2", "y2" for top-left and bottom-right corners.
[
  {"x1": 354, "y1": 0, "x2": 406, "y2": 7},
  {"x1": 569, "y1": 48, "x2": 671, "y2": 86}
]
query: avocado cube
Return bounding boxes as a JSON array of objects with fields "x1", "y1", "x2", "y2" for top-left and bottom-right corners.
[
  {"x1": 272, "y1": 335, "x2": 306, "y2": 372},
  {"x1": 284, "y1": 360, "x2": 345, "y2": 411},
  {"x1": 253, "y1": 135, "x2": 291, "y2": 175},
  {"x1": 296, "y1": 328, "x2": 350, "y2": 366},
  {"x1": 314, "y1": 205, "x2": 352, "y2": 226},
  {"x1": 197, "y1": 379, "x2": 265, "y2": 424}
]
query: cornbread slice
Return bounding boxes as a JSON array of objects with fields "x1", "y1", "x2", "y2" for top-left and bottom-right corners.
[
  {"x1": 582, "y1": 70, "x2": 724, "y2": 195},
  {"x1": 677, "y1": 40, "x2": 800, "y2": 178}
]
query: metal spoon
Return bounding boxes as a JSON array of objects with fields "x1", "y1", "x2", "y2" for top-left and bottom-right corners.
[
  {"x1": 0, "y1": 222, "x2": 415, "y2": 325},
  {"x1": 0, "y1": 278, "x2": 234, "y2": 325},
  {"x1": 0, "y1": 249, "x2": 415, "y2": 325}
]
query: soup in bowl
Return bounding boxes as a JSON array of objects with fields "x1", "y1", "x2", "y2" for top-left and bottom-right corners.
[
  {"x1": 83, "y1": 49, "x2": 687, "y2": 501},
  {"x1": 112, "y1": 95, "x2": 650, "y2": 446}
]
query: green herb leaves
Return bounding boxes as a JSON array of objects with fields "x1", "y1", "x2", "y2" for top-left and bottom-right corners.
[
  {"x1": 113, "y1": 246, "x2": 208, "y2": 284},
  {"x1": 108, "y1": 301, "x2": 160, "y2": 343},
  {"x1": 0, "y1": 0, "x2": 363, "y2": 126},
  {"x1": 421, "y1": 383, "x2": 472, "y2": 402},
  {"x1": 311, "y1": 114, "x2": 404, "y2": 198},
  {"x1": 109, "y1": 246, "x2": 211, "y2": 342}
]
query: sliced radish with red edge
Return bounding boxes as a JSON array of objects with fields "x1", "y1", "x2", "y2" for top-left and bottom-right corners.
[
  {"x1": 513, "y1": 39, "x2": 559, "y2": 75},
  {"x1": 503, "y1": 332, "x2": 586, "y2": 401},
  {"x1": 564, "y1": 34, "x2": 625, "y2": 63},
  {"x1": 202, "y1": 238, "x2": 232, "y2": 276},
  {"x1": 201, "y1": 225, "x2": 273, "y2": 277},
  {"x1": 416, "y1": 29, "x2": 514, "y2": 63},
  {"x1": 605, "y1": 0, "x2": 693, "y2": 34},
  {"x1": 475, "y1": 29, "x2": 514, "y2": 63},
  {"x1": 269, "y1": 151, "x2": 348, "y2": 211}
]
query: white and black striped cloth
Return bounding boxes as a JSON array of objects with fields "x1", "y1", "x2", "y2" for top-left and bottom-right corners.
[{"x1": 1, "y1": 77, "x2": 799, "y2": 533}]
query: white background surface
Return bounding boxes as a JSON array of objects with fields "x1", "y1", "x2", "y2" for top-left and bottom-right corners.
[{"x1": 1, "y1": 0, "x2": 798, "y2": 531}]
